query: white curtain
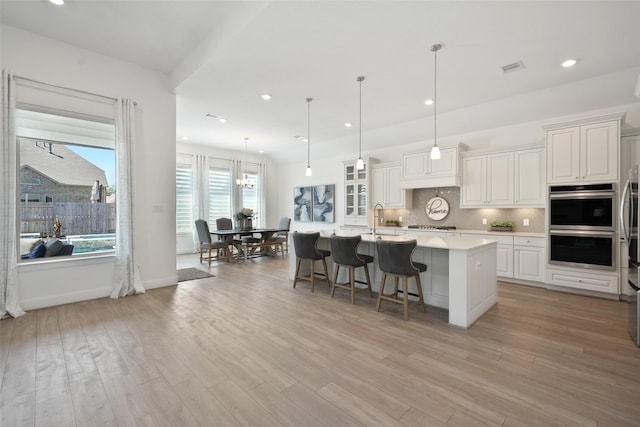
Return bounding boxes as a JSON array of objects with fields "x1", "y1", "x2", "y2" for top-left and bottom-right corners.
[
  {"x1": 0, "y1": 70, "x2": 25, "y2": 318},
  {"x1": 111, "y1": 98, "x2": 145, "y2": 299},
  {"x1": 191, "y1": 154, "x2": 208, "y2": 250},
  {"x1": 257, "y1": 162, "x2": 267, "y2": 228},
  {"x1": 232, "y1": 159, "x2": 242, "y2": 219}
]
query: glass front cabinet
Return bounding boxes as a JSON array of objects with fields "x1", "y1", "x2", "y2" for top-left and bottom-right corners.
[{"x1": 344, "y1": 158, "x2": 377, "y2": 226}]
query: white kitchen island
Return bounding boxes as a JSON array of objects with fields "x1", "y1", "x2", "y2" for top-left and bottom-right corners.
[{"x1": 288, "y1": 230, "x2": 498, "y2": 328}]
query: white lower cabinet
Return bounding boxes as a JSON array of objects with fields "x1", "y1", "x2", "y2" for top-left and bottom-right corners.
[
  {"x1": 546, "y1": 267, "x2": 619, "y2": 294},
  {"x1": 496, "y1": 244, "x2": 514, "y2": 278},
  {"x1": 513, "y1": 237, "x2": 545, "y2": 282}
]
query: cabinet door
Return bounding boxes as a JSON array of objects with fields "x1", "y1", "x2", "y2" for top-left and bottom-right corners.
[
  {"x1": 580, "y1": 120, "x2": 618, "y2": 182},
  {"x1": 496, "y1": 244, "x2": 514, "y2": 278},
  {"x1": 402, "y1": 152, "x2": 428, "y2": 179},
  {"x1": 547, "y1": 127, "x2": 580, "y2": 183},
  {"x1": 514, "y1": 246, "x2": 544, "y2": 282},
  {"x1": 386, "y1": 165, "x2": 405, "y2": 207},
  {"x1": 515, "y1": 148, "x2": 545, "y2": 206},
  {"x1": 371, "y1": 167, "x2": 386, "y2": 207},
  {"x1": 345, "y1": 183, "x2": 356, "y2": 216},
  {"x1": 429, "y1": 147, "x2": 458, "y2": 176},
  {"x1": 461, "y1": 156, "x2": 486, "y2": 207},
  {"x1": 487, "y1": 152, "x2": 514, "y2": 205}
]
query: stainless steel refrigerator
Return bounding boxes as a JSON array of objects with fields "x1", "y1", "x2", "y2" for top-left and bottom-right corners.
[{"x1": 621, "y1": 166, "x2": 640, "y2": 346}]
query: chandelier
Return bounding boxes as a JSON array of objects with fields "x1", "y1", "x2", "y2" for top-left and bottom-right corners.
[{"x1": 236, "y1": 137, "x2": 256, "y2": 188}]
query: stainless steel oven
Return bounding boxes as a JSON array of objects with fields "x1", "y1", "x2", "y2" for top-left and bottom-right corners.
[
  {"x1": 549, "y1": 183, "x2": 617, "y2": 271},
  {"x1": 549, "y1": 183, "x2": 616, "y2": 231},
  {"x1": 548, "y1": 230, "x2": 616, "y2": 270}
]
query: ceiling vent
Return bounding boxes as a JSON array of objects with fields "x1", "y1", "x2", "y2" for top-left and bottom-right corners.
[{"x1": 501, "y1": 61, "x2": 525, "y2": 74}]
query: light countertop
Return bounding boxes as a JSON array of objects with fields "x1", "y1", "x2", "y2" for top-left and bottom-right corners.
[
  {"x1": 367, "y1": 226, "x2": 545, "y2": 238},
  {"x1": 321, "y1": 230, "x2": 497, "y2": 251}
]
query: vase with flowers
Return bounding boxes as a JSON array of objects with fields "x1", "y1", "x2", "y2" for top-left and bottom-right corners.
[{"x1": 235, "y1": 208, "x2": 255, "y2": 230}]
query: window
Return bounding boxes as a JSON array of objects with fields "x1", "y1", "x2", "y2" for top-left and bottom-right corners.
[
  {"x1": 17, "y1": 110, "x2": 116, "y2": 258},
  {"x1": 209, "y1": 167, "x2": 232, "y2": 222},
  {"x1": 176, "y1": 164, "x2": 193, "y2": 234}
]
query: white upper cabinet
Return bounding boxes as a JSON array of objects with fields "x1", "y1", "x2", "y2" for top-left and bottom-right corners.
[
  {"x1": 545, "y1": 114, "x2": 624, "y2": 185},
  {"x1": 461, "y1": 147, "x2": 543, "y2": 208},
  {"x1": 371, "y1": 163, "x2": 413, "y2": 209},
  {"x1": 514, "y1": 148, "x2": 545, "y2": 206},
  {"x1": 344, "y1": 157, "x2": 378, "y2": 226},
  {"x1": 400, "y1": 143, "x2": 468, "y2": 189}
]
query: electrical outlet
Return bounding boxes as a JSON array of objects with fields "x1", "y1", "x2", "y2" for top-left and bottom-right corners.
[
  {"x1": 482, "y1": 218, "x2": 487, "y2": 225},
  {"x1": 523, "y1": 218, "x2": 530, "y2": 226}
]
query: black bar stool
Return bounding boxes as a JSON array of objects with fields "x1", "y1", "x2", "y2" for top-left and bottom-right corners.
[
  {"x1": 375, "y1": 239, "x2": 427, "y2": 320},
  {"x1": 329, "y1": 235, "x2": 373, "y2": 304},
  {"x1": 292, "y1": 232, "x2": 331, "y2": 292}
]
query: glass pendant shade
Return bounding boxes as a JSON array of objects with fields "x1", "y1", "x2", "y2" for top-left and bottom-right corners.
[
  {"x1": 356, "y1": 157, "x2": 364, "y2": 170},
  {"x1": 305, "y1": 166, "x2": 312, "y2": 176},
  {"x1": 430, "y1": 144, "x2": 441, "y2": 160}
]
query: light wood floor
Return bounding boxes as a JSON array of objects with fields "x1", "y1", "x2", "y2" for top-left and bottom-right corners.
[{"x1": 2, "y1": 254, "x2": 640, "y2": 426}]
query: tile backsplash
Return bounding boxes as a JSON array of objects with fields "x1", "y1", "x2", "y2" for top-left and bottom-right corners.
[{"x1": 382, "y1": 187, "x2": 545, "y2": 233}]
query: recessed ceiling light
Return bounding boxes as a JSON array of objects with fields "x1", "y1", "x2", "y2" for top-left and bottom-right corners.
[
  {"x1": 261, "y1": 94, "x2": 272, "y2": 100},
  {"x1": 424, "y1": 99, "x2": 434, "y2": 106},
  {"x1": 345, "y1": 122, "x2": 353, "y2": 127},
  {"x1": 562, "y1": 59, "x2": 577, "y2": 68},
  {"x1": 49, "y1": 0, "x2": 64, "y2": 5},
  {"x1": 259, "y1": 149, "x2": 264, "y2": 154},
  {"x1": 181, "y1": 136, "x2": 188, "y2": 141},
  {"x1": 218, "y1": 118, "x2": 227, "y2": 123},
  {"x1": 303, "y1": 138, "x2": 308, "y2": 143}
]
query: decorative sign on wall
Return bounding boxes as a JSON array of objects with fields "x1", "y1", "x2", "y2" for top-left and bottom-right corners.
[{"x1": 425, "y1": 196, "x2": 449, "y2": 221}]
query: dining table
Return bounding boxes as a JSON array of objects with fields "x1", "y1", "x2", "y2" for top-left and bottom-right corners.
[{"x1": 209, "y1": 227, "x2": 287, "y2": 262}]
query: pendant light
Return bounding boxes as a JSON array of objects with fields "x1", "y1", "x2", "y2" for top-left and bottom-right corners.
[
  {"x1": 236, "y1": 137, "x2": 256, "y2": 188},
  {"x1": 430, "y1": 44, "x2": 442, "y2": 160},
  {"x1": 356, "y1": 76, "x2": 365, "y2": 170},
  {"x1": 305, "y1": 97, "x2": 313, "y2": 177}
]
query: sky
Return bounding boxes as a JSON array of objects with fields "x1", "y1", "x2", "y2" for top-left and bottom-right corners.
[{"x1": 67, "y1": 145, "x2": 116, "y2": 189}]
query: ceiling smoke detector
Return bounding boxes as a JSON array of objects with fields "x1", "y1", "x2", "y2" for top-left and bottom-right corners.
[{"x1": 501, "y1": 61, "x2": 525, "y2": 74}]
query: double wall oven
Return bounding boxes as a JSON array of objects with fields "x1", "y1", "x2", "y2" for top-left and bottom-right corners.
[{"x1": 549, "y1": 183, "x2": 617, "y2": 271}]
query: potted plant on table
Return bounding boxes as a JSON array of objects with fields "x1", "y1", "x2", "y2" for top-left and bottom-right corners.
[
  {"x1": 490, "y1": 220, "x2": 515, "y2": 232},
  {"x1": 235, "y1": 208, "x2": 255, "y2": 230}
]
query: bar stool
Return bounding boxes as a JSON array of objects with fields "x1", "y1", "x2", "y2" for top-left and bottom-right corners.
[
  {"x1": 375, "y1": 239, "x2": 427, "y2": 320},
  {"x1": 329, "y1": 235, "x2": 373, "y2": 304},
  {"x1": 292, "y1": 232, "x2": 331, "y2": 292}
]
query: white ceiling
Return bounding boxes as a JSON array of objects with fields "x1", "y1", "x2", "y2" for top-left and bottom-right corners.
[{"x1": 3, "y1": 0, "x2": 640, "y2": 163}]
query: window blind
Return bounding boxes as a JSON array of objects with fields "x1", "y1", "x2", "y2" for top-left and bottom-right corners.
[{"x1": 175, "y1": 164, "x2": 193, "y2": 234}]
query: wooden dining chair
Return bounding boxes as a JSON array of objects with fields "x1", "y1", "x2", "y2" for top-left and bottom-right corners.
[{"x1": 195, "y1": 219, "x2": 231, "y2": 265}]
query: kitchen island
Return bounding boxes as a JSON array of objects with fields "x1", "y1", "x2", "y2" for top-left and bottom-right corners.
[{"x1": 288, "y1": 230, "x2": 498, "y2": 328}]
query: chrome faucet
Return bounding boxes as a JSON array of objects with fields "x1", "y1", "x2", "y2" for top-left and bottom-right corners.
[{"x1": 373, "y1": 203, "x2": 385, "y2": 237}]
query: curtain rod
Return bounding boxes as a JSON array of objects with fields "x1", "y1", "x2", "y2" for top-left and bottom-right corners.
[{"x1": 15, "y1": 75, "x2": 119, "y2": 103}]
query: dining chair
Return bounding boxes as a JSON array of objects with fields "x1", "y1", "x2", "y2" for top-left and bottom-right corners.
[
  {"x1": 195, "y1": 219, "x2": 231, "y2": 265},
  {"x1": 269, "y1": 217, "x2": 291, "y2": 255}
]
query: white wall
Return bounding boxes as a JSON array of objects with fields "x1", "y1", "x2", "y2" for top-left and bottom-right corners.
[{"x1": 2, "y1": 25, "x2": 177, "y2": 309}]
